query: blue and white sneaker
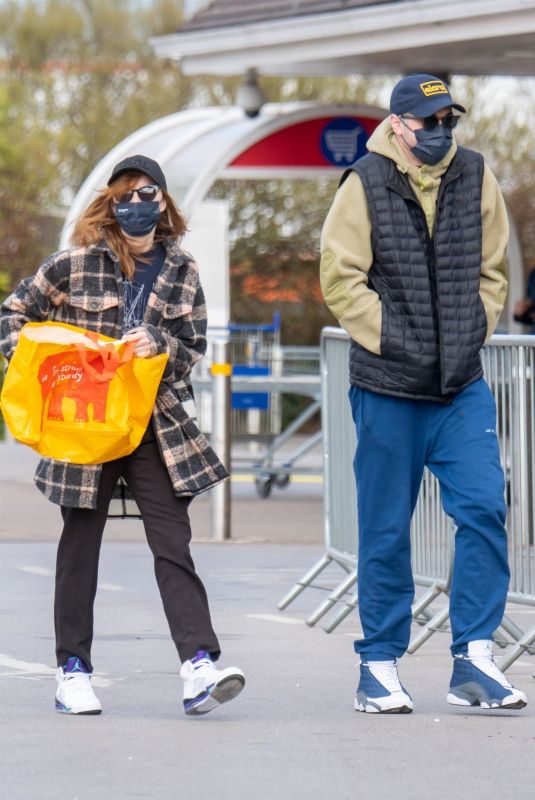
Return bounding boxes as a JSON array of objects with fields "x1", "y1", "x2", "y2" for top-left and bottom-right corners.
[
  {"x1": 355, "y1": 659, "x2": 413, "y2": 714},
  {"x1": 55, "y1": 656, "x2": 102, "y2": 715},
  {"x1": 448, "y1": 640, "x2": 527, "y2": 710},
  {"x1": 180, "y1": 651, "x2": 245, "y2": 716}
]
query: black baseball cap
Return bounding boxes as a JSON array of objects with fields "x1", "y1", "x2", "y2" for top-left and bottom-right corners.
[
  {"x1": 390, "y1": 73, "x2": 466, "y2": 117},
  {"x1": 107, "y1": 154, "x2": 167, "y2": 191}
]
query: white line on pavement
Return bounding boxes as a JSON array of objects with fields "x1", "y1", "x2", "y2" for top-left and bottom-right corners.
[
  {"x1": 18, "y1": 566, "x2": 53, "y2": 576},
  {"x1": 0, "y1": 654, "x2": 111, "y2": 686},
  {"x1": 17, "y1": 570, "x2": 124, "y2": 592},
  {"x1": 17, "y1": 571, "x2": 124, "y2": 592},
  {"x1": 0, "y1": 654, "x2": 55, "y2": 675},
  {"x1": 245, "y1": 613, "x2": 303, "y2": 625},
  {"x1": 98, "y1": 583, "x2": 125, "y2": 592}
]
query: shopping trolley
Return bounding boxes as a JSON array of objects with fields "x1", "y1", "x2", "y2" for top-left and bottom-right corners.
[
  {"x1": 228, "y1": 312, "x2": 282, "y2": 441},
  {"x1": 192, "y1": 314, "x2": 322, "y2": 498}
]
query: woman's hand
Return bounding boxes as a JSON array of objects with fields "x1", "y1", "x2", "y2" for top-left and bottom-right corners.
[{"x1": 123, "y1": 327, "x2": 153, "y2": 357}]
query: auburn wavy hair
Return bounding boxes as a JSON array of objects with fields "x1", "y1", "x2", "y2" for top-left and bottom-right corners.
[{"x1": 71, "y1": 171, "x2": 188, "y2": 279}]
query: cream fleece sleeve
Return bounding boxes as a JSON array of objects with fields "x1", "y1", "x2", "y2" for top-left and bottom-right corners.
[
  {"x1": 320, "y1": 171, "x2": 382, "y2": 354},
  {"x1": 480, "y1": 164, "x2": 509, "y2": 340}
]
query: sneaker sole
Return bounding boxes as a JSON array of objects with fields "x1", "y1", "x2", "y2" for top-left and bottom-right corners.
[
  {"x1": 354, "y1": 698, "x2": 413, "y2": 714},
  {"x1": 447, "y1": 692, "x2": 527, "y2": 710},
  {"x1": 185, "y1": 675, "x2": 245, "y2": 716},
  {"x1": 55, "y1": 700, "x2": 102, "y2": 715}
]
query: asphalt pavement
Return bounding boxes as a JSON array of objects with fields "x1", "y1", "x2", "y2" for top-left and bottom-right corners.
[{"x1": 1, "y1": 441, "x2": 535, "y2": 800}]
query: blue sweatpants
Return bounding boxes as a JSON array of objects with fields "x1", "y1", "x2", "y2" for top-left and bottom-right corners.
[{"x1": 349, "y1": 378, "x2": 509, "y2": 659}]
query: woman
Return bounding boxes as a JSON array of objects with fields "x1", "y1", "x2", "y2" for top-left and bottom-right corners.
[{"x1": 0, "y1": 155, "x2": 245, "y2": 716}]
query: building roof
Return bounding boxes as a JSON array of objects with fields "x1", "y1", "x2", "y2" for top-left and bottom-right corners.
[
  {"x1": 179, "y1": 0, "x2": 400, "y2": 32},
  {"x1": 152, "y1": 0, "x2": 535, "y2": 78}
]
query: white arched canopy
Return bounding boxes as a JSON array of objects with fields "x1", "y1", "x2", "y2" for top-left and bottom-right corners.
[{"x1": 60, "y1": 102, "x2": 385, "y2": 247}]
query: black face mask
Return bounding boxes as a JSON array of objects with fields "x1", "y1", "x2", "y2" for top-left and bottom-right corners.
[
  {"x1": 114, "y1": 201, "x2": 161, "y2": 237},
  {"x1": 411, "y1": 125, "x2": 453, "y2": 166}
]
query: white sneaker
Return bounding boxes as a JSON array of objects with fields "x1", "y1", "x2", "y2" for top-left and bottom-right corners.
[
  {"x1": 355, "y1": 659, "x2": 413, "y2": 713},
  {"x1": 55, "y1": 657, "x2": 102, "y2": 715},
  {"x1": 447, "y1": 640, "x2": 527, "y2": 710},
  {"x1": 180, "y1": 651, "x2": 245, "y2": 716}
]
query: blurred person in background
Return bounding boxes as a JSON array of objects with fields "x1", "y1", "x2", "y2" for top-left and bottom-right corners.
[{"x1": 513, "y1": 266, "x2": 535, "y2": 333}]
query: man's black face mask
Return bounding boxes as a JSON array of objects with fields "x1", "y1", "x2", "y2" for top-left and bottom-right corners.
[{"x1": 410, "y1": 125, "x2": 453, "y2": 166}]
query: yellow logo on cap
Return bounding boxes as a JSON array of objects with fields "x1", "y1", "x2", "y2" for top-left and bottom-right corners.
[{"x1": 420, "y1": 80, "x2": 448, "y2": 97}]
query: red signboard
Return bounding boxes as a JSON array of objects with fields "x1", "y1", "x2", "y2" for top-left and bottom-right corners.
[{"x1": 230, "y1": 115, "x2": 382, "y2": 169}]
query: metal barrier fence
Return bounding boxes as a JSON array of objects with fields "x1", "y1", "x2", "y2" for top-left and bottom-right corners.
[
  {"x1": 194, "y1": 323, "x2": 282, "y2": 440},
  {"x1": 193, "y1": 339, "x2": 320, "y2": 438},
  {"x1": 278, "y1": 328, "x2": 535, "y2": 669}
]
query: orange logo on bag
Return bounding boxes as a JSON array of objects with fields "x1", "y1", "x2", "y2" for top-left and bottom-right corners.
[
  {"x1": 420, "y1": 80, "x2": 448, "y2": 97},
  {"x1": 1, "y1": 322, "x2": 169, "y2": 463},
  {"x1": 38, "y1": 349, "x2": 120, "y2": 422}
]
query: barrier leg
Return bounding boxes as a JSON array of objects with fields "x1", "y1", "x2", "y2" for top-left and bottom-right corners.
[
  {"x1": 305, "y1": 569, "x2": 357, "y2": 627},
  {"x1": 493, "y1": 614, "x2": 526, "y2": 650},
  {"x1": 321, "y1": 582, "x2": 441, "y2": 636},
  {"x1": 323, "y1": 592, "x2": 358, "y2": 633},
  {"x1": 411, "y1": 582, "x2": 444, "y2": 621},
  {"x1": 277, "y1": 429, "x2": 323, "y2": 467},
  {"x1": 407, "y1": 603, "x2": 450, "y2": 654},
  {"x1": 413, "y1": 605, "x2": 435, "y2": 625},
  {"x1": 497, "y1": 623, "x2": 535, "y2": 671},
  {"x1": 277, "y1": 554, "x2": 333, "y2": 610}
]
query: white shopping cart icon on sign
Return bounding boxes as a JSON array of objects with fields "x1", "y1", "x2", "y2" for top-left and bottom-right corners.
[{"x1": 324, "y1": 127, "x2": 362, "y2": 163}]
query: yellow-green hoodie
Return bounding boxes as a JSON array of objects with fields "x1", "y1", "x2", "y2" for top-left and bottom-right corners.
[{"x1": 320, "y1": 118, "x2": 509, "y2": 355}]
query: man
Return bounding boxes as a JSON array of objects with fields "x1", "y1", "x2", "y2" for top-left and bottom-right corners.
[{"x1": 320, "y1": 74, "x2": 527, "y2": 714}]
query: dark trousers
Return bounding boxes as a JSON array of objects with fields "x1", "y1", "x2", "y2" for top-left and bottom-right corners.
[{"x1": 55, "y1": 425, "x2": 220, "y2": 671}]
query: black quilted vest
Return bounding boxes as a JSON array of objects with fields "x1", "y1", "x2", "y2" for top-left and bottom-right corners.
[{"x1": 342, "y1": 146, "x2": 487, "y2": 403}]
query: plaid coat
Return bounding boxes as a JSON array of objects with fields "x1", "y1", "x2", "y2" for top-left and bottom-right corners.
[{"x1": 0, "y1": 238, "x2": 229, "y2": 508}]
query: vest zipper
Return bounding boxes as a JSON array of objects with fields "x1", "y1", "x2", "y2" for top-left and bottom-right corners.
[
  {"x1": 423, "y1": 221, "x2": 446, "y2": 394},
  {"x1": 431, "y1": 176, "x2": 457, "y2": 399},
  {"x1": 403, "y1": 196, "x2": 447, "y2": 398}
]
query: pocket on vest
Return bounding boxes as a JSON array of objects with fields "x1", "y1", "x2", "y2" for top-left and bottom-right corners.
[{"x1": 380, "y1": 304, "x2": 424, "y2": 364}]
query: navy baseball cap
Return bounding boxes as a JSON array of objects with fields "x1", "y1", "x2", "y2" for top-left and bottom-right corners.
[
  {"x1": 390, "y1": 74, "x2": 466, "y2": 117},
  {"x1": 107, "y1": 155, "x2": 167, "y2": 191}
]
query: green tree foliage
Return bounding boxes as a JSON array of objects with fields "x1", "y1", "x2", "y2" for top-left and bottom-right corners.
[
  {"x1": 209, "y1": 177, "x2": 339, "y2": 344},
  {"x1": 451, "y1": 77, "x2": 535, "y2": 271},
  {"x1": 0, "y1": 0, "x2": 195, "y2": 290},
  {"x1": 0, "y1": 0, "x2": 198, "y2": 191},
  {"x1": 0, "y1": 77, "x2": 60, "y2": 295},
  {"x1": 0, "y1": 0, "x2": 252, "y2": 296}
]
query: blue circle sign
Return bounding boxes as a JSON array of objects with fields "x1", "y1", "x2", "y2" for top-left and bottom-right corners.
[{"x1": 320, "y1": 118, "x2": 368, "y2": 166}]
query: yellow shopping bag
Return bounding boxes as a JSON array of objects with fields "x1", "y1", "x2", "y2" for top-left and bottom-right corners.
[{"x1": 0, "y1": 321, "x2": 168, "y2": 464}]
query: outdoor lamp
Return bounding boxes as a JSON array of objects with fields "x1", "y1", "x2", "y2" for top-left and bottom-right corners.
[{"x1": 236, "y1": 68, "x2": 265, "y2": 118}]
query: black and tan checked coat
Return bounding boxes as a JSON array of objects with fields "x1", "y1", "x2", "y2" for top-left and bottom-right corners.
[{"x1": 0, "y1": 238, "x2": 229, "y2": 508}]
